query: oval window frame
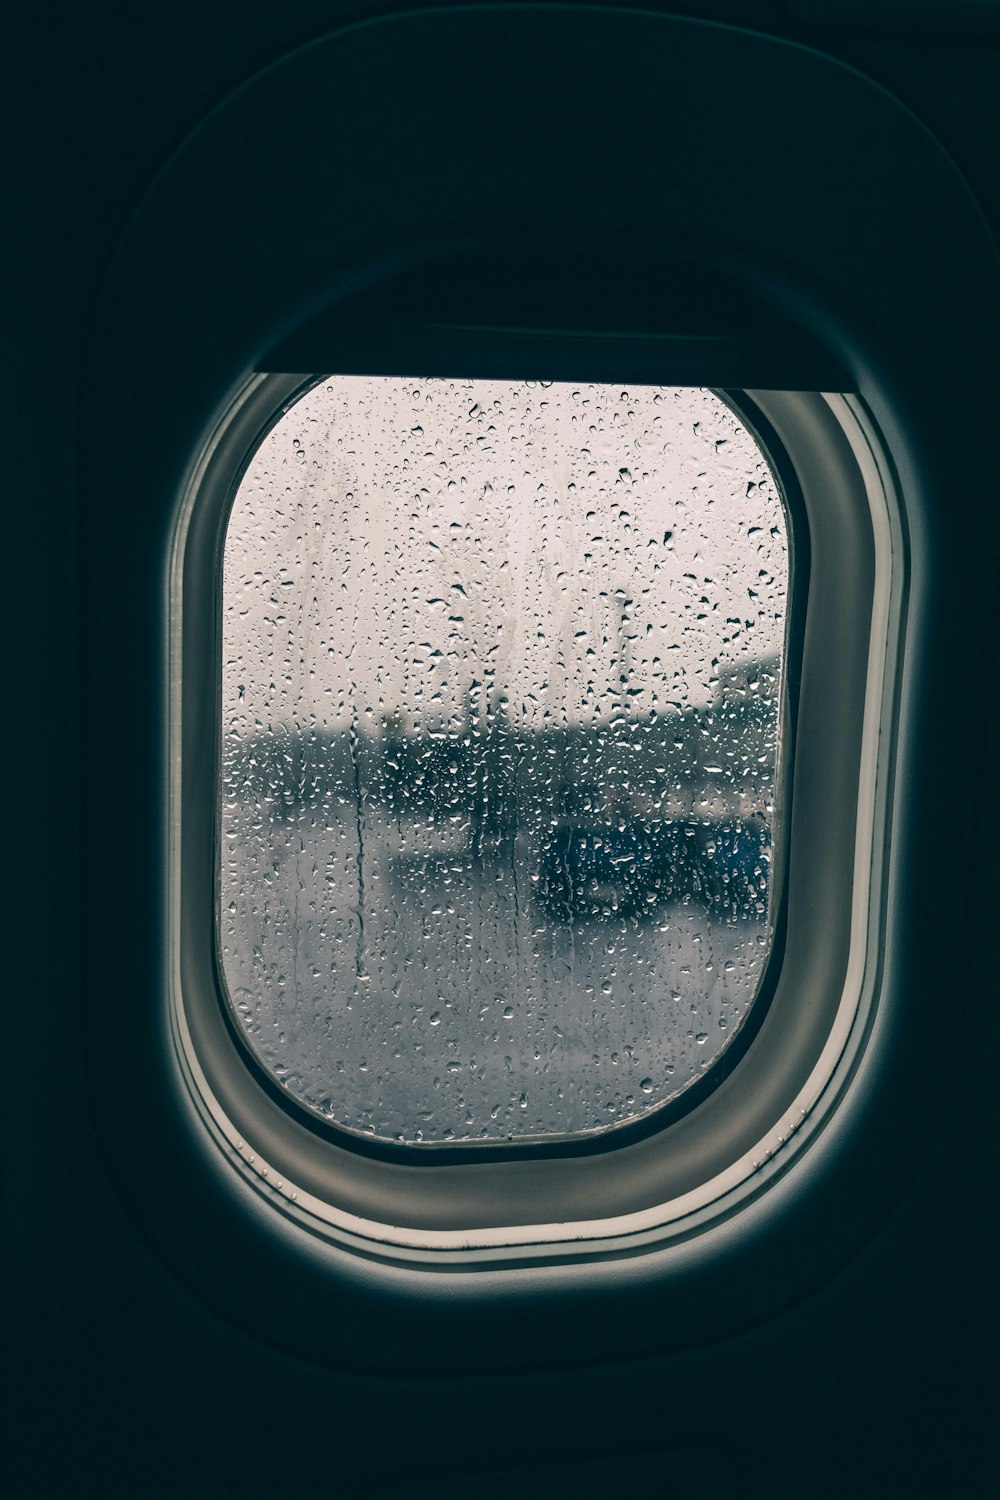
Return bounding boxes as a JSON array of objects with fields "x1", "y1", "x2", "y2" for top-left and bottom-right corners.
[
  {"x1": 170, "y1": 375, "x2": 903, "y2": 1262},
  {"x1": 214, "y1": 375, "x2": 798, "y2": 1156}
]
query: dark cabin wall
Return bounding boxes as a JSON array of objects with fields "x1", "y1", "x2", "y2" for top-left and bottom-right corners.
[{"x1": 7, "y1": 4, "x2": 998, "y2": 1495}]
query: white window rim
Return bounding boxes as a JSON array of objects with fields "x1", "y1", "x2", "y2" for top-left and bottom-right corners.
[{"x1": 167, "y1": 381, "x2": 901, "y2": 1268}]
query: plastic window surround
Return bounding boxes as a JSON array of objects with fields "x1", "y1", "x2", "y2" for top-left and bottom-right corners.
[{"x1": 170, "y1": 378, "x2": 902, "y2": 1267}]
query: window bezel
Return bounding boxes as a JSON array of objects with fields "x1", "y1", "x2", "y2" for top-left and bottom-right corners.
[
  {"x1": 171, "y1": 376, "x2": 902, "y2": 1261},
  {"x1": 214, "y1": 375, "x2": 800, "y2": 1159}
]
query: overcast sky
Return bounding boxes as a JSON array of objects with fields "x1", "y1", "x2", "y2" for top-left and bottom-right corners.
[{"x1": 223, "y1": 378, "x2": 787, "y2": 740}]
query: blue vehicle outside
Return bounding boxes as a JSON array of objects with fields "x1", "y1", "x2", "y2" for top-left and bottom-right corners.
[
  {"x1": 689, "y1": 816, "x2": 771, "y2": 919},
  {"x1": 537, "y1": 803, "x2": 769, "y2": 921}
]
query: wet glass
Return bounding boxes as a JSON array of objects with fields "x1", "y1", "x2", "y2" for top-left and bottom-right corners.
[{"x1": 220, "y1": 378, "x2": 788, "y2": 1144}]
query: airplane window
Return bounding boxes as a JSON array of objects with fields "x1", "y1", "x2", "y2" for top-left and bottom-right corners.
[{"x1": 220, "y1": 378, "x2": 788, "y2": 1145}]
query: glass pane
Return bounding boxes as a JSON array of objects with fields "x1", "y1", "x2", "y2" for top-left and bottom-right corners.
[{"x1": 220, "y1": 379, "x2": 788, "y2": 1144}]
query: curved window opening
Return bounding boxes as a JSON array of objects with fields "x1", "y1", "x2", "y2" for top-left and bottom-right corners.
[{"x1": 219, "y1": 378, "x2": 789, "y2": 1146}]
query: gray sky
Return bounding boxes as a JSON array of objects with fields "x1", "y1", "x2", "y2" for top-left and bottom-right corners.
[{"x1": 223, "y1": 378, "x2": 787, "y2": 739}]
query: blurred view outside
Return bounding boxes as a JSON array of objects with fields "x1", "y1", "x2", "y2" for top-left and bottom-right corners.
[{"x1": 220, "y1": 378, "x2": 788, "y2": 1143}]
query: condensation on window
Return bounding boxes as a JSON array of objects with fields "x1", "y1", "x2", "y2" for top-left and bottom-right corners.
[{"x1": 220, "y1": 379, "x2": 788, "y2": 1144}]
